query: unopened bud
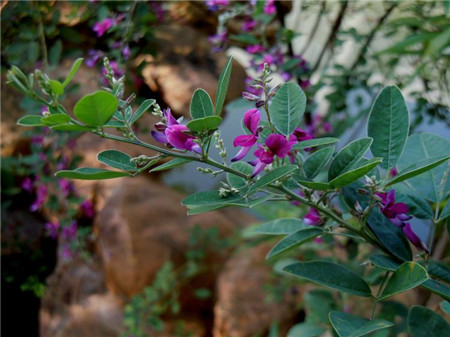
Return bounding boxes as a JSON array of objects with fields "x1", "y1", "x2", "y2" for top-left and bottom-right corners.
[
  {"x1": 255, "y1": 100, "x2": 265, "y2": 108},
  {"x1": 242, "y1": 91, "x2": 260, "y2": 102},
  {"x1": 355, "y1": 201, "x2": 363, "y2": 213},
  {"x1": 357, "y1": 188, "x2": 369, "y2": 195},
  {"x1": 268, "y1": 84, "x2": 281, "y2": 97}
]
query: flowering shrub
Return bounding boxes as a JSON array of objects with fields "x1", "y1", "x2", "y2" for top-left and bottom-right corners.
[{"x1": 7, "y1": 53, "x2": 450, "y2": 336}]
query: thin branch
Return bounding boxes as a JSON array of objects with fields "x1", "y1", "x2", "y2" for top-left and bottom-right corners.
[{"x1": 300, "y1": 1, "x2": 327, "y2": 55}]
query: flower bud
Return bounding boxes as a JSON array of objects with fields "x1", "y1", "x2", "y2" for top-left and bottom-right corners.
[{"x1": 242, "y1": 91, "x2": 260, "y2": 102}]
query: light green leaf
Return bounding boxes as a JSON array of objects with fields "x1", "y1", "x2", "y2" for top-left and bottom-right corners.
[
  {"x1": 97, "y1": 150, "x2": 137, "y2": 171},
  {"x1": 304, "y1": 147, "x2": 334, "y2": 179},
  {"x1": 186, "y1": 195, "x2": 270, "y2": 215},
  {"x1": 41, "y1": 114, "x2": 71, "y2": 125},
  {"x1": 424, "y1": 28, "x2": 450, "y2": 57},
  {"x1": 190, "y1": 88, "x2": 214, "y2": 119},
  {"x1": 186, "y1": 116, "x2": 222, "y2": 132},
  {"x1": 283, "y1": 261, "x2": 372, "y2": 297},
  {"x1": 49, "y1": 80, "x2": 64, "y2": 95},
  {"x1": 62, "y1": 57, "x2": 83, "y2": 87},
  {"x1": 377, "y1": 262, "x2": 428, "y2": 301},
  {"x1": 329, "y1": 311, "x2": 393, "y2": 337},
  {"x1": 182, "y1": 190, "x2": 242, "y2": 208},
  {"x1": 253, "y1": 218, "x2": 309, "y2": 235},
  {"x1": 287, "y1": 322, "x2": 326, "y2": 337},
  {"x1": 248, "y1": 165, "x2": 298, "y2": 193},
  {"x1": 270, "y1": 82, "x2": 307, "y2": 135},
  {"x1": 51, "y1": 124, "x2": 95, "y2": 131},
  {"x1": 329, "y1": 157, "x2": 382, "y2": 187},
  {"x1": 149, "y1": 158, "x2": 191, "y2": 172},
  {"x1": 130, "y1": 99, "x2": 156, "y2": 123},
  {"x1": 293, "y1": 137, "x2": 339, "y2": 150},
  {"x1": 17, "y1": 115, "x2": 44, "y2": 127},
  {"x1": 421, "y1": 279, "x2": 450, "y2": 301},
  {"x1": 215, "y1": 56, "x2": 233, "y2": 116},
  {"x1": 368, "y1": 86, "x2": 409, "y2": 169},
  {"x1": 408, "y1": 306, "x2": 450, "y2": 337},
  {"x1": 56, "y1": 167, "x2": 131, "y2": 180},
  {"x1": 227, "y1": 162, "x2": 252, "y2": 189},
  {"x1": 74, "y1": 91, "x2": 118, "y2": 126},
  {"x1": 296, "y1": 178, "x2": 332, "y2": 191},
  {"x1": 266, "y1": 227, "x2": 323, "y2": 259},
  {"x1": 386, "y1": 155, "x2": 450, "y2": 187},
  {"x1": 369, "y1": 254, "x2": 401, "y2": 272},
  {"x1": 49, "y1": 39, "x2": 63, "y2": 66},
  {"x1": 328, "y1": 138, "x2": 373, "y2": 181}
]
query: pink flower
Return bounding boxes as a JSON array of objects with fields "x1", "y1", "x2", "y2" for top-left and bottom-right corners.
[
  {"x1": 45, "y1": 221, "x2": 59, "y2": 239},
  {"x1": 376, "y1": 189, "x2": 412, "y2": 228},
  {"x1": 264, "y1": 0, "x2": 276, "y2": 14},
  {"x1": 80, "y1": 200, "x2": 95, "y2": 218},
  {"x1": 30, "y1": 184, "x2": 48, "y2": 212},
  {"x1": 403, "y1": 222, "x2": 429, "y2": 253},
  {"x1": 93, "y1": 18, "x2": 115, "y2": 37},
  {"x1": 62, "y1": 245, "x2": 75, "y2": 260},
  {"x1": 122, "y1": 45, "x2": 131, "y2": 59},
  {"x1": 304, "y1": 207, "x2": 322, "y2": 226},
  {"x1": 86, "y1": 49, "x2": 103, "y2": 67},
  {"x1": 62, "y1": 221, "x2": 77, "y2": 241},
  {"x1": 293, "y1": 128, "x2": 313, "y2": 142},
  {"x1": 246, "y1": 44, "x2": 265, "y2": 54},
  {"x1": 281, "y1": 72, "x2": 292, "y2": 82},
  {"x1": 242, "y1": 19, "x2": 257, "y2": 32},
  {"x1": 390, "y1": 167, "x2": 398, "y2": 177},
  {"x1": 206, "y1": 0, "x2": 230, "y2": 11},
  {"x1": 231, "y1": 109, "x2": 261, "y2": 162},
  {"x1": 21, "y1": 177, "x2": 33, "y2": 193},
  {"x1": 58, "y1": 179, "x2": 73, "y2": 197}
]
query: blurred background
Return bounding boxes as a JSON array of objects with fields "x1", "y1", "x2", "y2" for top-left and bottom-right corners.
[{"x1": 1, "y1": 1, "x2": 449, "y2": 337}]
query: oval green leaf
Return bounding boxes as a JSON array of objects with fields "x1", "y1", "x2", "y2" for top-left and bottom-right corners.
[
  {"x1": 56, "y1": 167, "x2": 131, "y2": 180},
  {"x1": 190, "y1": 88, "x2": 214, "y2": 119},
  {"x1": 283, "y1": 261, "x2": 372, "y2": 297},
  {"x1": 130, "y1": 99, "x2": 156, "y2": 124},
  {"x1": 149, "y1": 158, "x2": 191, "y2": 172},
  {"x1": 304, "y1": 147, "x2": 334, "y2": 179},
  {"x1": 270, "y1": 82, "x2": 306, "y2": 136},
  {"x1": 329, "y1": 157, "x2": 382, "y2": 188},
  {"x1": 421, "y1": 279, "x2": 450, "y2": 301},
  {"x1": 227, "y1": 161, "x2": 252, "y2": 189},
  {"x1": 17, "y1": 115, "x2": 44, "y2": 127},
  {"x1": 249, "y1": 165, "x2": 298, "y2": 193},
  {"x1": 407, "y1": 306, "x2": 450, "y2": 337},
  {"x1": 50, "y1": 80, "x2": 64, "y2": 95},
  {"x1": 296, "y1": 178, "x2": 331, "y2": 191},
  {"x1": 253, "y1": 218, "x2": 310, "y2": 235},
  {"x1": 186, "y1": 116, "x2": 222, "y2": 133},
  {"x1": 287, "y1": 322, "x2": 326, "y2": 337},
  {"x1": 368, "y1": 85, "x2": 409, "y2": 169},
  {"x1": 369, "y1": 254, "x2": 401, "y2": 272},
  {"x1": 51, "y1": 124, "x2": 95, "y2": 132},
  {"x1": 328, "y1": 138, "x2": 373, "y2": 181},
  {"x1": 329, "y1": 311, "x2": 393, "y2": 337},
  {"x1": 62, "y1": 57, "x2": 83, "y2": 87},
  {"x1": 41, "y1": 114, "x2": 71, "y2": 125},
  {"x1": 74, "y1": 91, "x2": 119, "y2": 126},
  {"x1": 97, "y1": 150, "x2": 137, "y2": 171},
  {"x1": 266, "y1": 227, "x2": 323, "y2": 259},
  {"x1": 215, "y1": 56, "x2": 233, "y2": 116},
  {"x1": 293, "y1": 137, "x2": 339, "y2": 151}
]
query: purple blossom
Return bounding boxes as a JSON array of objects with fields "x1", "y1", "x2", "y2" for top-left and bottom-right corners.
[
  {"x1": 245, "y1": 77, "x2": 263, "y2": 96},
  {"x1": 304, "y1": 207, "x2": 322, "y2": 226},
  {"x1": 62, "y1": 245, "x2": 75, "y2": 260},
  {"x1": 403, "y1": 222, "x2": 429, "y2": 253},
  {"x1": 293, "y1": 127, "x2": 313, "y2": 142},
  {"x1": 390, "y1": 167, "x2": 398, "y2": 177},
  {"x1": 376, "y1": 190, "x2": 412, "y2": 228},
  {"x1": 250, "y1": 133, "x2": 297, "y2": 177},
  {"x1": 242, "y1": 19, "x2": 257, "y2": 32},
  {"x1": 300, "y1": 79, "x2": 311, "y2": 89},
  {"x1": 31, "y1": 135, "x2": 45, "y2": 146},
  {"x1": 208, "y1": 32, "x2": 227, "y2": 51},
  {"x1": 86, "y1": 49, "x2": 103, "y2": 67},
  {"x1": 41, "y1": 106, "x2": 49, "y2": 115},
  {"x1": 246, "y1": 44, "x2": 265, "y2": 54},
  {"x1": 151, "y1": 109, "x2": 201, "y2": 153},
  {"x1": 93, "y1": 18, "x2": 115, "y2": 37},
  {"x1": 281, "y1": 72, "x2": 292, "y2": 82},
  {"x1": 264, "y1": 0, "x2": 276, "y2": 15},
  {"x1": 231, "y1": 109, "x2": 261, "y2": 162},
  {"x1": 62, "y1": 221, "x2": 77, "y2": 241},
  {"x1": 58, "y1": 179, "x2": 73, "y2": 197},
  {"x1": 30, "y1": 184, "x2": 48, "y2": 212},
  {"x1": 22, "y1": 177, "x2": 33, "y2": 193},
  {"x1": 206, "y1": 0, "x2": 230, "y2": 11},
  {"x1": 80, "y1": 200, "x2": 95, "y2": 218},
  {"x1": 122, "y1": 45, "x2": 131, "y2": 59},
  {"x1": 45, "y1": 221, "x2": 59, "y2": 239}
]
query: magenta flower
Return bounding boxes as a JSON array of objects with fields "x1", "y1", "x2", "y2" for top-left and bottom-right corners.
[
  {"x1": 245, "y1": 77, "x2": 263, "y2": 96},
  {"x1": 231, "y1": 109, "x2": 261, "y2": 162},
  {"x1": 30, "y1": 184, "x2": 48, "y2": 212},
  {"x1": 250, "y1": 133, "x2": 297, "y2": 177},
  {"x1": 300, "y1": 79, "x2": 311, "y2": 89},
  {"x1": 281, "y1": 72, "x2": 292, "y2": 82},
  {"x1": 208, "y1": 31, "x2": 227, "y2": 51},
  {"x1": 93, "y1": 18, "x2": 115, "y2": 37},
  {"x1": 206, "y1": 0, "x2": 230, "y2": 11},
  {"x1": 242, "y1": 19, "x2": 257, "y2": 32},
  {"x1": 151, "y1": 109, "x2": 201, "y2": 153},
  {"x1": 86, "y1": 49, "x2": 103, "y2": 67},
  {"x1": 122, "y1": 45, "x2": 131, "y2": 59},
  {"x1": 58, "y1": 179, "x2": 73, "y2": 197},
  {"x1": 264, "y1": 0, "x2": 276, "y2": 14},
  {"x1": 304, "y1": 207, "x2": 322, "y2": 226},
  {"x1": 80, "y1": 199, "x2": 95, "y2": 218},
  {"x1": 246, "y1": 44, "x2": 265, "y2": 54},
  {"x1": 21, "y1": 177, "x2": 33, "y2": 193},
  {"x1": 62, "y1": 221, "x2": 77, "y2": 241},
  {"x1": 293, "y1": 128, "x2": 313, "y2": 142},
  {"x1": 62, "y1": 245, "x2": 75, "y2": 260},
  {"x1": 45, "y1": 221, "x2": 59, "y2": 239},
  {"x1": 403, "y1": 222, "x2": 429, "y2": 253},
  {"x1": 390, "y1": 167, "x2": 398, "y2": 177},
  {"x1": 376, "y1": 190, "x2": 412, "y2": 228}
]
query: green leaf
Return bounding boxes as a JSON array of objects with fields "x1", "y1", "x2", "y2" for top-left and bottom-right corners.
[
  {"x1": 421, "y1": 279, "x2": 450, "y2": 301},
  {"x1": 395, "y1": 184, "x2": 434, "y2": 219},
  {"x1": 56, "y1": 167, "x2": 131, "y2": 180},
  {"x1": 440, "y1": 301, "x2": 450, "y2": 314},
  {"x1": 369, "y1": 254, "x2": 401, "y2": 272},
  {"x1": 182, "y1": 190, "x2": 242, "y2": 208},
  {"x1": 329, "y1": 157, "x2": 382, "y2": 188},
  {"x1": 215, "y1": 56, "x2": 233, "y2": 116},
  {"x1": 293, "y1": 137, "x2": 339, "y2": 150},
  {"x1": 253, "y1": 218, "x2": 309, "y2": 235},
  {"x1": 62, "y1": 58, "x2": 83, "y2": 87},
  {"x1": 49, "y1": 39, "x2": 63, "y2": 66},
  {"x1": 367, "y1": 208, "x2": 412, "y2": 261},
  {"x1": 328, "y1": 138, "x2": 373, "y2": 181},
  {"x1": 283, "y1": 261, "x2": 372, "y2": 297},
  {"x1": 149, "y1": 158, "x2": 191, "y2": 172},
  {"x1": 190, "y1": 88, "x2": 214, "y2": 119},
  {"x1": 397, "y1": 133, "x2": 450, "y2": 202},
  {"x1": 186, "y1": 116, "x2": 222, "y2": 132},
  {"x1": 304, "y1": 147, "x2": 334, "y2": 179},
  {"x1": 266, "y1": 227, "x2": 323, "y2": 259},
  {"x1": 427, "y1": 260, "x2": 450, "y2": 284},
  {"x1": 329, "y1": 311, "x2": 393, "y2": 337},
  {"x1": 287, "y1": 322, "x2": 326, "y2": 337},
  {"x1": 130, "y1": 99, "x2": 155, "y2": 123},
  {"x1": 438, "y1": 200, "x2": 450, "y2": 222},
  {"x1": 368, "y1": 86, "x2": 409, "y2": 169},
  {"x1": 248, "y1": 165, "x2": 298, "y2": 193},
  {"x1": 41, "y1": 114, "x2": 71, "y2": 125},
  {"x1": 377, "y1": 262, "x2": 428, "y2": 301},
  {"x1": 51, "y1": 124, "x2": 95, "y2": 131},
  {"x1": 270, "y1": 82, "x2": 307, "y2": 136},
  {"x1": 97, "y1": 150, "x2": 137, "y2": 171},
  {"x1": 49, "y1": 80, "x2": 64, "y2": 95},
  {"x1": 407, "y1": 306, "x2": 450, "y2": 337},
  {"x1": 74, "y1": 91, "x2": 118, "y2": 126},
  {"x1": 295, "y1": 178, "x2": 331, "y2": 190},
  {"x1": 424, "y1": 28, "x2": 450, "y2": 57},
  {"x1": 17, "y1": 115, "x2": 44, "y2": 127},
  {"x1": 186, "y1": 195, "x2": 270, "y2": 215},
  {"x1": 386, "y1": 155, "x2": 450, "y2": 187},
  {"x1": 227, "y1": 162, "x2": 252, "y2": 189}
]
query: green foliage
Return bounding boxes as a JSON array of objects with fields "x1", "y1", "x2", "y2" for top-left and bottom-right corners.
[
  {"x1": 190, "y1": 89, "x2": 214, "y2": 119},
  {"x1": 215, "y1": 57, "x2": 233, "y2": 116},
  {"x1": 97, "y1": 150, "x2": 137, "y2": 171},
  {"x1": 150, "y1": 158, "x2": 192, "y2": 172},
  {"x1": 56, "y1": 167, "x2": 131, "y2": 180},
  {"x1": 74, "y1": 91, "x2": 119, "y2": 126},
  {"x1": 303, "y1": 147, "x2": 334, "y2": 179},
  {"x1": 253, "y1": 218, "x2": 309, "y2": 235},
  {"x1": 186, "y1": 116, "x2": 222, "y2": 133},
  {"x1": 407, "y1": 306, "x2": 450, "y2": 337},
  {"x1": 293, "y1": 137, "x2": 339, "y2": 150},
  {"x1": 329, "y1": 311, "x2": 393, "y2": 337},
  {"x1": 248, "y1": 165, "x2": 298, "y2": 194},
  {"x1": 226, "y1": 162, "x2": 253, "y2": 189}
]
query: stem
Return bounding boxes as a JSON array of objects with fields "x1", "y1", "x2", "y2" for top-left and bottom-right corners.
[
  {"x1": 37, "y1": 5, "x2": 49, "y2": 72},
  {"x1": 371, "y1": 271, "x2": 390, "y2": 319},
  {"x1": 299, "y1": 2, "x2": 326, "y2": 55}
]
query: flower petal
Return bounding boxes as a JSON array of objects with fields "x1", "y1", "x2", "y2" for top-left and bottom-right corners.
[
  {"x1": 233, "y1": 134, "x2": 257, "y2": 147},
  {"x1": 403, "y1": 222, "x2": 429, "y2": 253},
  {"x1": 243, "y1": 108, "x2": 261, "y2": 135},
  {"x1": 151, "y1": 130, "x2": 168, "y2": 144},
  {"x1": 231, "y1": 146, "x2": 252, "y2": 162}
]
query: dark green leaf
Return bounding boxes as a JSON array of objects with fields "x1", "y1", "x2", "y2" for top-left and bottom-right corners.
[
  {"x1": 295, "y1": 177, "x2": 331, "y2": 190},
  {"x1": 74, "y1": 91, "x2": 118, "y2": 126},
  {"x1": 328, "y1": 138, "x2": 373, "y2": 181},
  {"x1": 368, "y1": 208, "x2": 412, "y2": 261},
  {"x1": 41, "y1": 114, "x2": 71, "y2": 125},
  {"x1": 215, "y1": 56, "x2": 233, "y2": 116},
  {"x1": 17, "y1": 115, "x2": 44, "y2": 127},
  {"x1": 293, "y1": 137, "x2": 339, "y2": 150},
  {"x1": 49, "y1": 39, "x2": 63, "y2": 66},
  {"x1": 51, "y1": 124, "x2": 95, "y2": 131},
  {"x1": 304, "y1": 147, "x2": 334, "y2": 179},
  {"x1": 62, "y1": 57, "x2": 83, "y2": 87},
  {"x1": 421, "y1": 279, "x2": 450, "y2": 301},
  {"x1": 130, "y1": 99, "x2": 155, "y2": 123},
  {"x1": 439, "y1": 200, "x2": 450, "y2": 222},
  {"x1": 440, "y1": 301, "x2": 450, "y2": 314},
  {"x1": 368, "y1": 86, "x2": 409, "y2": 169},
  {"x1": 227, "y1": 162, "x2": 252, "y2": 189},
  {"x1": 270, "y1": 82, "x2": 307, "y2": 136},
  {"x1": 182, "y1": 190, "x2": 242, "y2": 208},
  {"x1": 329, "y1": 311, "x2": 393, "y2": 337},
  {"x1": 329, "y1": 157, "x2": 382, "y2": 187},
  {"x1": 190, "y1": 88, "x2": 214, "y2": 119},
  {"x1": 49, "y1": 80, "x2": 64, "y2": 95},
  {"x1": 186, "y1": 116, "x2": 222, "y2": 132},
  {"x1": 149, "y1": 158, "x2": 191, "y2": 172},
  {"x1": 407, "y1": 305, "x2": 450, "y2": 337},
  {"x1": 287, "y1": 322, "x2": 326, "y2": 337},
  {"x1": 378, "y1": 262, "x2": 428, "y2": 301},
  {"x1": 267, "y1": 227, "x2": 323, "y2": 259},
  {"x1": 395, "y1": 184, "x2": 434, "y2": 219},
  {"x1": 253, "y1": 218, "x2": 309, "y2": 235},
  {"x1": 186, "y1": 195, "x2": 270, "y2": 215},
  {"x1": 248, "y1": 165, "x2": 298, "y2": 193},
  {"x1": 283, "y1": 261, "x2": 372, "y2": 297},
  {"x1": 56, "y1": 167, "x2": 131, "y2": 180},
  {"x1": 229, "y1": 33, "x2": 259, "y2": 44},
  {"x1": 97, "y1": 150, "x2": 137, "y2": 171},
  {"x1": 427, "y1": 260, "x2": 450, "y2": 284},
  {"x1": 369, "y1": 254, "x2": 401, "y2": 272}
]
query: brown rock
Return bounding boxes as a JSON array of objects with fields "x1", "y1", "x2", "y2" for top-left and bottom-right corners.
[{"x1": 213, "y1": 243, "x2": 299, "y2": 337}]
